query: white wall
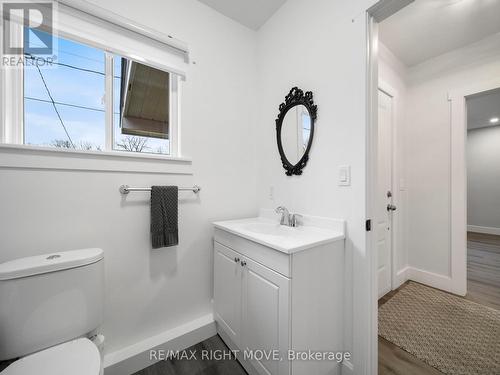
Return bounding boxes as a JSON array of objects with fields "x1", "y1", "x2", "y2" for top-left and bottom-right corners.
[
  {"x1": 467, "y1": 125, "x2": 500, "y2": 231},
  {"x1": 0, "y1": 0, "x2": 258, "y2": 358},
  {"x1": 0, "y1": 0, "x2": 382, "y2": 372},
  {"x1": 255, "y1": 0, "x2": 377, "y2": 369},
  {"x1": 378, "y1": 43, "x2": 409, "y2": 286},
  {"x1": 403, "y1": 33, "x2": 500, "y2": 282}
]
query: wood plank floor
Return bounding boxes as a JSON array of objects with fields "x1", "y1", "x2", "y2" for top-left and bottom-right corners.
[
  {"x1": 466, "y1": 232, "x2": 500, "y2": 310},
  {"x1": 378, "y1": 232, "x2": 500, "y2": 375},
  {"x1": 133, "y1": 334, "x2": 247, "y2": 375},
  {"x1": 3, "y1": 233, "x2": 498, "y2": 375}
]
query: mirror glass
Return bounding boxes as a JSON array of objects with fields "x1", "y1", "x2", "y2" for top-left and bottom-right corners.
[{"x1": 280, "y1": 104, "x2": 311, "y2": 165}]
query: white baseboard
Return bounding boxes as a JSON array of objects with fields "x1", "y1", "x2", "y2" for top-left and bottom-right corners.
[
  {"x1": 103, "y1": 314, "x2": 216, "y2": 375},
  {"x1": 219, "y1": 324, "x2": 345, "y2": 375},
  {"x1": 341, "y1": 359, "x2": 354, "y2": 375},
  {"x1": 217, "y1": 326, "x2": 260, "y2": 375},
  {"x1": 407, "y1": 267, "x2": 454, "y2": 294},
  {"x1": 393, "y1": 266, "x2": 409, "y2": 289},
  {"x1": 467, "y1": 225, "x2": 500, "y2": 236}
]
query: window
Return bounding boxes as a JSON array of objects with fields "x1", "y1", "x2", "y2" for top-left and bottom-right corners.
[
  {"x1": 5, "y1": 27, "x2": 179, "y2": 156},
  {"x1": 113, "y1": 55, "x2": 172, "y2": 154},
  {"x1": 24, "y1": 30, "x2": 106, "y2": 150}
]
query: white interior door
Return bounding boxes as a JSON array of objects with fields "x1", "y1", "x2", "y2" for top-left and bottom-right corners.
[{"x1": 377, "y1": 89, "x2": 394, "y2": 298}]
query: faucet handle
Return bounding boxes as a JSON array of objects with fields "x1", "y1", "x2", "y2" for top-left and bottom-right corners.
[
  {"x1": 275, "y1": 206, "x2": 291, "y2": 226},
  {"x1": 291, "y1": 214, "x2": 303, "y2": 227}
]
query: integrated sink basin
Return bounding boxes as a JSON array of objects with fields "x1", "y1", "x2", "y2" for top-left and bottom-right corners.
[
  {"x1": 213, "y1": 210, "x2": 345, "y2": 254},
  {"x1": 241, "y1": 222, "x2": 295, "y2": 235}
]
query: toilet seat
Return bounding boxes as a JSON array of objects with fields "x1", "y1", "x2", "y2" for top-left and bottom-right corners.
[{"x1": 1, "y1": 338, "x2": 101, "y2": 375}]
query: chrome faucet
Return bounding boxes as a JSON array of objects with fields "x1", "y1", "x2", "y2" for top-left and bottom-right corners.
[
  {"x1": 291, "y1": 213, "x2": 303, "y2": 227},
  {"x1": 275, "y1": 206, "x2": 302, "y2": 227},
  {"x1": 275, "y1": 206, "x2": 291, "y2": 226}
]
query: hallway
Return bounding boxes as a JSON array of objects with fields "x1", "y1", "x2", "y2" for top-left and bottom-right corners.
[{"x1": 378, "y1": 233, "x2": 500, "y2": 374}]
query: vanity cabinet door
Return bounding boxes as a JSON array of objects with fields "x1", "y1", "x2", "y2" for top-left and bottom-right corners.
[
  {"x1": 214, "y1": 242, "x2": 243, "y2": 348},
  {"x1": 242, "y1": 257, "x2": 290, "y2": 375}
]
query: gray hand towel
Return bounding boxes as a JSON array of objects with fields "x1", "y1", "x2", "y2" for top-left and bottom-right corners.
[{"x1": 151, "y1": 186, "x2": 178, "y2": 249}]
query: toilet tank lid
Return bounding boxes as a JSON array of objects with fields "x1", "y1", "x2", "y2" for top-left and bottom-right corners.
[{"x1": 0, "y1": 248, "x2": 103, "y2": 281}]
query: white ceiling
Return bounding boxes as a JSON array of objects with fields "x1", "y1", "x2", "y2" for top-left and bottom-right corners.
[
  {"x1": 379, "y1": 0, "x2": 500, "y2": 67},
  {"x1": 197, "y1": 0, "x2": 287, "y2": 30},
  {"x1": 467, "y1": 88, "x2": 500, "y2": 130}
]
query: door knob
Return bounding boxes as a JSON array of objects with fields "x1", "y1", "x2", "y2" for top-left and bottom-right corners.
[
  {"x1": 387, "y1": 204, "x2": 397, "y2": 212},
  {"x1": 240, "y1": 260, "x2": 247, "y2": 267},
  {"x1": 234, "y1": 257, "x2": 240, "y2": 263}
]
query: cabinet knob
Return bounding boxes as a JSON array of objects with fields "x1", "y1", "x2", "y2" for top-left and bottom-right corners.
[
  {"x1": 240, "y1": 260, "x2": 247, "y2": 267},
  {"x1": 234, "y1": 257, "x2": 240, "y2": 263}
]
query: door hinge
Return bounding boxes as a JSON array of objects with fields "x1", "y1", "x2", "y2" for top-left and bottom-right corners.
[{"x1": 366, "y1": 219, "x2": 372, "y2": 232}]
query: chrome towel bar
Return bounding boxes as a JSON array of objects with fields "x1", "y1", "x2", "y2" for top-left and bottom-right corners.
[{"x1": 119, "y1": 185, "x2": 201, "y2": 194}]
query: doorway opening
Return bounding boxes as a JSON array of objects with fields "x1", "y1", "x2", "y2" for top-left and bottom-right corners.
[
  {"x1": 368, "y1": 0, "x2": 500, "y2": 374},
  {"x1": 466, "y1": 88, "x2": 500, "y2": 311}
]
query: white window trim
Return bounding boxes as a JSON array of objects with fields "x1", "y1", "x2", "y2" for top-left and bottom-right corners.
[
  {"x1": 0, "y1": 143, "x2": 193, "y2": 176},
  {"x1": 104, "y1": 52, "x2": 114, "y2": 151},
  {"x1": 0, "y1": 142, "x2": 192, "y2": 162},
  {"x1": 1, "y1": 19, "x2": 24, "y2": 145},
  {"x1": 169, "y1": 74, "x2": 180, "y2": 157},
  {"x1": 0, "y1": 3, "x2": 186, "y2": 161}
]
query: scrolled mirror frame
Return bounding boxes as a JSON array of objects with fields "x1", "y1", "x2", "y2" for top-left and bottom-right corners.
[{"x1": 275, "y1": 87, "x2": 318, "y2": 176}]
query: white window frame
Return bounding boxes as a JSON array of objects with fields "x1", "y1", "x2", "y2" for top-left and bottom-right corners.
[{"x1": 0, "y1": 6, "x2": 183, "y2": 159}]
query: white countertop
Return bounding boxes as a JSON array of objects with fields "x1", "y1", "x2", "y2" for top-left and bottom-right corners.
[{"x1": 213, "y1": 212, "x2": 345, "y2": 254}]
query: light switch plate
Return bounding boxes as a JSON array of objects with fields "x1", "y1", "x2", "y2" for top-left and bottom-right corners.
[{"x1": 338, "y1": 165, "x2": 351, "y2": 186}]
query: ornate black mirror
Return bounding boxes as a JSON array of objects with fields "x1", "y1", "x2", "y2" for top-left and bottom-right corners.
[{"x1": 275, "y1": 87, "x2": 317, "y2": 176}]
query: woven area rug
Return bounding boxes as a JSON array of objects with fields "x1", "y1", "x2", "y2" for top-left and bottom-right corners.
[{"x1": 379, "y1": 282, "x2": 500, "y2": 374}]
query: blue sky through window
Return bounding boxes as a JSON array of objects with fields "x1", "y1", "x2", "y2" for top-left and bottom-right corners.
[
  {"x1": 24, "y1": 29, "x2": 106, "y2": 150},
  {"x1": 24, "y1": 29, "x2": 171, "y2": 154}
]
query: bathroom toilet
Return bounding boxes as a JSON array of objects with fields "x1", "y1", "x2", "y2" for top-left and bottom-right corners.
[
  {"x1": 0, "y1": 248, "x2": 104, "y2": 374},
  {"x1": 1, "y1": 338, "x2": 101, "y2": 375}
]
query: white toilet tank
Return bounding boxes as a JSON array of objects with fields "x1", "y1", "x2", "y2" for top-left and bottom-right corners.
[{"x1": 0, "y1": 248, "x2": 104, "y2": 361}]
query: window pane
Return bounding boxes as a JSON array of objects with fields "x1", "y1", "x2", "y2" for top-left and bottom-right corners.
[
  {"x1": 24, "y1": 29, "x2": 105, "y2": 150},
  {"x1": 113, "y1": 55, "x2": 170, "y2": 155},
  {"x1": 25, "y1": 100, "x2": 105, "y2": 150}
]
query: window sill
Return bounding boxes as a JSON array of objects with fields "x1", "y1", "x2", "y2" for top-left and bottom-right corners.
[{"x1": 0, "y1": 143, "x2": 193, "y2": 175}]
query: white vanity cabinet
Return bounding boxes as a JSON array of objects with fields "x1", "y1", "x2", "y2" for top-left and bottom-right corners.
[
  {"x1": 214, "y1": 241, "x2": 290, "y2": 375},
  {"x1": 213, "y1": 215, "x2": 345, "y2": 375}
]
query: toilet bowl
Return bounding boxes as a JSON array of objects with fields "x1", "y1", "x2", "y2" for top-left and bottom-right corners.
[{"x1": 1, "y1": 338, "x2": 101, "y2": 375}]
